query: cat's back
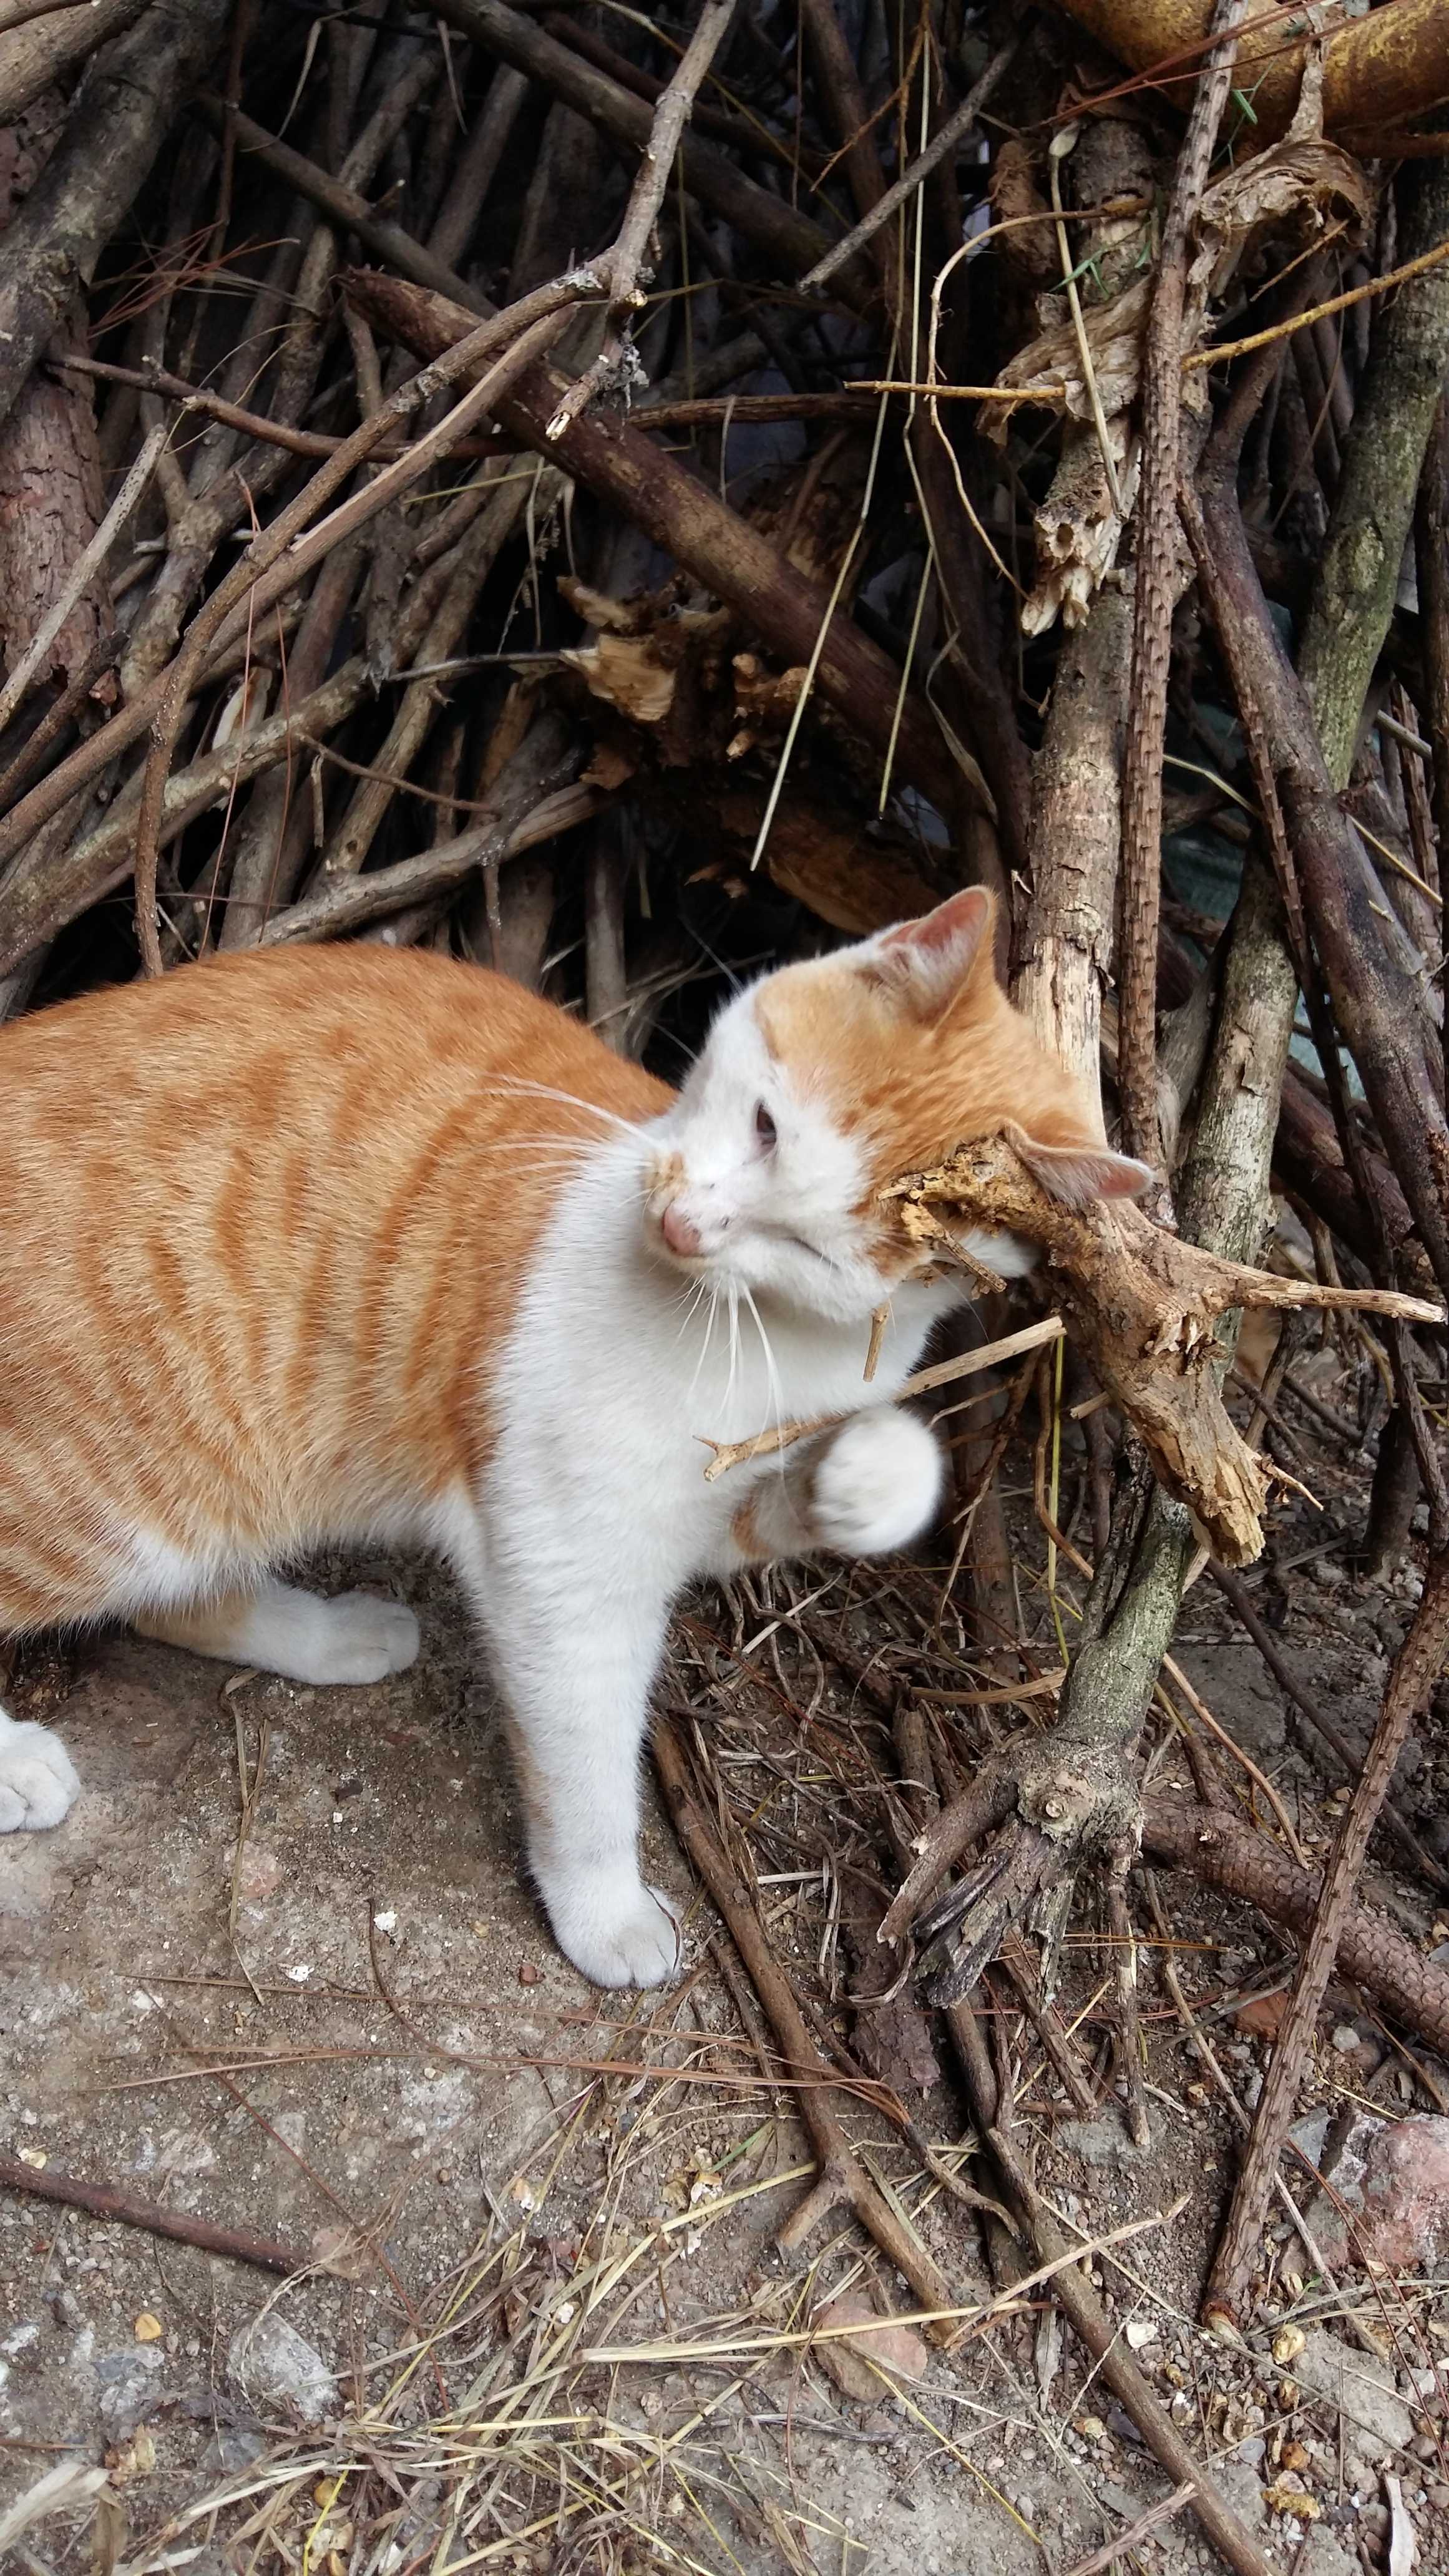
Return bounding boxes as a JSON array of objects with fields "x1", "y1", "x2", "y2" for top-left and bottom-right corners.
[{"x1": 0, "y1": 947, "x2": 671, "y2": 1519}]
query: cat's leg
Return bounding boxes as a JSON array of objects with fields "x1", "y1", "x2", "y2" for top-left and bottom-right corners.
[
  {"x1": 134, "y1": 1578, "x2": 420, "y2": 1686},
  {"x1": 0, "y1": 1702, "x2": 80, "y2": 1832},
  {"x1": 479, "y1": 1576, "x2": 680, "y2": 1991},
  {"x1": 733, "y1": 1408, "x2": 943, "y2": 1564}
]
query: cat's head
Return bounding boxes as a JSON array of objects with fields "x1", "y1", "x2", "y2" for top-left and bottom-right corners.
[{"x1": 643, "y1": 888, "x2": 1151, "y2": 1322}]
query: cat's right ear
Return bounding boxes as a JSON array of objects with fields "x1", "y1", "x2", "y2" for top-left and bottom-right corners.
[{"x1": 862, "y1": 887, "x2": 997, "y2": 1022}]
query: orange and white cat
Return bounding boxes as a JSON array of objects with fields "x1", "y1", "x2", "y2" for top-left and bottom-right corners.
[{"x1": 0, "y1": 887, "x2": 1146, "y2": 1985}]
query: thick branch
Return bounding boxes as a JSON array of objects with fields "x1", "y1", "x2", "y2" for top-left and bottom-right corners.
[
  {"x1": 1051, "y1": 1, "x2": 1449, "y2": 147},
  {"x1": 1299, "y1": 163, "x2": 1449, "y2": 793},
  {"x1": 0, "y1": 0, "x2": 230, "y2": 437},
  {"x1": 1117, "y1": 0, "x2": 1246, "y2": 1168},
  {"x1": 344, "y1": 268, "x2": 962, "y2": 818},
  {"x1": 883, "y1": 1120, "x2": 1435, "y2": 1566},
  {"x1": 1139, "y1": 1795, "x2": 1449, "y2": 2056}
]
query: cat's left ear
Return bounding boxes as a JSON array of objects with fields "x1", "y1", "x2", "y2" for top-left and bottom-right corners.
[
  {"x1": 1013, "y1": 1134, "x2": 1155, "y2": 1209},
  {"x1": 868, "y1": 887, "x2": 997, "y2": 1020}
]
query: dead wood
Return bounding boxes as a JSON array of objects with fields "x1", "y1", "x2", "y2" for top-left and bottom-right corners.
[
  {"x1": 432, "y1": 0, "x2": 841, "y2": 292},
  {"x1": 343, "y1": 268, "x2": 964, "y2": 817},
  {"x1": 652, "y1": 1709, "x2": 963, "y2": 2325},
  {"x1": 1116, "y1": 0, "x2": 1246, "y2": 1171},
  {"x1": 0, "y1": 0, "x2": 146, "y2": 129},
  {"x1": 0, "y1": 2153, "x2": 307, "y2": 2277},
  {"x1": 1052, "y1": 0, "x2": 1449, "y2": 146},
  {"x1": 879, "y1": 1133, "x2": 1437, "y2": 1568},
  {"x1": 0, "y1": 1, "x2": 230, "y2": 437},
  {"x1": 1205, "y1": 1544, "x2": 1449, "y2": 2326},
  {"x1": 1138, "y1": 1795, "x2": 1449, "y2": 2057}
]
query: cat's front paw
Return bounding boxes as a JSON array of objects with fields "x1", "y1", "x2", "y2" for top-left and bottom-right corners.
[
  {"x1": 542, "y1": 1865, "x2": 681, "y2": 1989},
  {"x1": 810, "y1": 1408, "x2": 943, "y2": 1556},
  {"x1": 0, "y1": 1712, "x2": 80, "y2": 1832}
]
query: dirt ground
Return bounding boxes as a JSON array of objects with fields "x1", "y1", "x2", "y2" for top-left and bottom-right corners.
[{"x1": 3, "y1": 1437, "x2": 1449, "y2": 2575}]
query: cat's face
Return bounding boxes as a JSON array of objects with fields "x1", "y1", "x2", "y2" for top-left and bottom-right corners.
[{"x1": 643, "y1": 889, "x2": 1150, "y2": 1323}]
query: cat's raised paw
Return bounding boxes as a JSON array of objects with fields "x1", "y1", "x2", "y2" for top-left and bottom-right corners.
[
  {"x1": 811, "y1": 1408, "x2": 943, "y2": 1557},
  {"x1": 545, "y1": 1867, "x2": 682, "y2": 1989},
  {"x1": 0, "y1": 1711, "x2": 80, "y2": 1833}
]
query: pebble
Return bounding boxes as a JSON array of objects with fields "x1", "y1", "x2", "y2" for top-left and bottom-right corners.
[{"x1": 228, "y1": 2315, "x2": 336, "y2": 2426}]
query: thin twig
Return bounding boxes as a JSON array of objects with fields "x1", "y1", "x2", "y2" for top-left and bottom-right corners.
[
  {"x1": 1117, "y1": 0, "x2": 1249, "y2": 1168},
  {"x1": 131, "y1": 288, "x2": 590, "y2": 971},
  {"x1": 0, "y1": 2154, "x2": 306, "y2": 2276},
  {"x1": 700, "y1": 1315, "x2": 1065, "y2": 1480},
  {"x1": 545, "y1": 0, "x2": 739, "y2": 441},
  {"x1": 1205, "y1": 1546, "x2": 1449, "y2": 2325}
]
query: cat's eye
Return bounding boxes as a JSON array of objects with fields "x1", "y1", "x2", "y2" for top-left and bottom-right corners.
[{"x1": 754, "y1": 1101, "x2": 777, "y2": 1152}]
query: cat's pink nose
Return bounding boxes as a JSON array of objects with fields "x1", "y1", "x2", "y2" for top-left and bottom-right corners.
[{"x1": 661, "y1": 1201, "x2": 703, "y2": 1259}]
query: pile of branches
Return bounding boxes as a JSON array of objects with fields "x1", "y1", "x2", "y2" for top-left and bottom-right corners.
[{"x1": 6, "y1": 1, "x2": 1449, "y2": 2552}]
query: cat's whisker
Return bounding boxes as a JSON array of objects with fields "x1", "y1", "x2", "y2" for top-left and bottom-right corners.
[
  {"x1": 724, "y1": 1284, "x2": 741, "y2": 1415},
  {"x1": 739, "y1": 1281, "x2": 786, "y2": 1458},
  {"x1": 673, "y1": 1278, "x2": 708, "y2": 1344},
  {"x1": 687, "y1": 1284, "x2": 720, "y2": 1398},
  {"x1": 481, "y1": 1076, "x2": 642, "y2": 1136}
]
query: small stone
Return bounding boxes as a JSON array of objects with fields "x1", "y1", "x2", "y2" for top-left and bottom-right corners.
[
  {"x1": 1294, "y1": 2328, "x2": 1414, "y2": 2451},
  {"x1": 519, "y1": 1961, "x2": 542, "y2": 1986},
  {"x1": 815, "y1": 2293, "x2": 928, "y2": 2403},
  {"x1": 1067, "y1": 2112, "x2": 1160, "y2": 2169},
  {"x1": 16, "y1": 2147, "x2": 46, "y2": 2170},
  {"x1": 1125, "y1": 2319, "x2": 1158, "y2": 2349},
  {"x1": 1332, "y1": 2025, "x2": 1361, "y2": 2055},
  {"x1": 229, "y1": 2315, "x2": 336, "y2": 2426}
]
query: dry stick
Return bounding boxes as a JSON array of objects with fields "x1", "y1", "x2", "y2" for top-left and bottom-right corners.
[
  {"x1": 700, "y1": 1315, "x2": 1065, "y2": 1480},
  {"x1": 799, "y1": 33, "x2": 1018, "y2": 296},
  {"x1": 1417, "y1": 396, "x2": 1449, "y2": 1085},
  {"x1": 258, "y1": 754, "x2": 592, "y2": 949},
  {"x1": 431, "y1": 0, "x2": 837, "y2": 289},
  {"x1": 54, "y1": 350, "x2": 510, "y2": 462},
  {"x1": 0, "y1": 422, "x2": 164, "y2": 740},
  {"x1": 1141, "y1": 1801, "x2": 1449, "y2": 2054},
  {"x1": 343, "y1": 266, "x2": 961, "y2": 819},
  {"x1": 1117, "y1": 0, "x2": 1247, "y2": 1171},
  {"x1": 0, "y1": 623, "x2": 119, "y2": 812},
  {"x1": 987, "y1": 2128, "x2": 1277, "y2": 2576},
  {"x1": 0, "y1": 276, "x2": 597, "y2": 902},
  {"x1": 1204, "y1": 1548, "x2": 1449, "y2": 2326},
  {"x1": 545, "y1": 0, "x2": 739, "y2": 441},
  {"x1": 1206, "y1": 1559, "x2": 1449, "y2": 1891},
  {"x1": 1060, "y1": 2484, "x2": 1199, "y2": 2576},
  {"x1": 130, "y1": 295, "x2": 585, "y2": 973},
  {"x1": 650, "y1": 1712, "x2": 959, "y2": 2328},
  {"x1": 0, "y1": 2154, "x2": 306, "y2": 2277},
  {"x1": 194, "y1": 93, "x2": 499, "y2": 311}
]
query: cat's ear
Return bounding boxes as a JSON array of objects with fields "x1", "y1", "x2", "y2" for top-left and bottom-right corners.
[
  {"x1": 867, "y1": 887, "x2": 997, "y2": 1021},
  {"x1": 1012, "y1": 1133, "x2": 1155, "y2": 1209}
]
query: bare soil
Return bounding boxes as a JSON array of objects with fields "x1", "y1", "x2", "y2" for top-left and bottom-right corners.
[{"x1": 2, "y1": 1439, "x2": 1448, "y2": 2576}]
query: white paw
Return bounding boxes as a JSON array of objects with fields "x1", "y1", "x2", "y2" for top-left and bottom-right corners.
[
  {"x1": 811, "y1": 1408, "x2": 943, "y2": 1556},
  {"x1": 256, "y1": 1589, "x2": 421, "y2": 1686},
  {"x1": 542, "y1": 1866, "x2": 681, "y2": 1989},
  {"x1": 0, "y1": 1712, "x2": 80, "y2": 1833}
]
